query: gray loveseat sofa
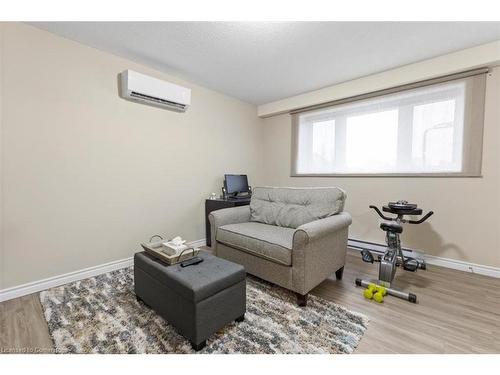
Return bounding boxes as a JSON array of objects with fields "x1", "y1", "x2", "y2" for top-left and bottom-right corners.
[{"x1": 209, "y1": 187, "x2": 352, "y2": 306}]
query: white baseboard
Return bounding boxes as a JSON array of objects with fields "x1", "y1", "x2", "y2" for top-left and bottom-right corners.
[
  {"x1": 189, "y1": 238, "x2": 207, "y2": 248},
  {"x1": 0, "y1": 257, "x2": 133, "y2": 303},
  {"x1": 0, "y1": 238, "x2": 208, "y2": 303},
  {"x1": 423, "y1": 254, "x2": 500, "y2": 278},
  {"x1": 348, "y1": 247, "x2": 500, "y2": 279}
]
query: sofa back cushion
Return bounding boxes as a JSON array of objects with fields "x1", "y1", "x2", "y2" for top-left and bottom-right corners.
[{"x1": 250, "y1": 187, "x2": 346, "y2": 229}]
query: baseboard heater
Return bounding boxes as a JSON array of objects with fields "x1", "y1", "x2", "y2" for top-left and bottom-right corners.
[
  {"x1": 348, "y1": 238, "x2": 425, "y2": 262},
  {"x1": 348, "y1": 238, "x2": 500, "y2": 278}
]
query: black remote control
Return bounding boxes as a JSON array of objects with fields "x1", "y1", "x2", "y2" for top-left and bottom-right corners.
[{"x1": 180, "y1": 256, "x2": 204, "y2": 268}]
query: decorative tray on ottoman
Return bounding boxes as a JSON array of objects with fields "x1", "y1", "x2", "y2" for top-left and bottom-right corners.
[{"x1": 140, "y1": 235, "x2": 198, "y2": 266}]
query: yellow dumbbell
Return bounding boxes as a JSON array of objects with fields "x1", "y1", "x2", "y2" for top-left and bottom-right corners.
[
  {"x1": 373, "y1": 291, "x2": 384, "y2": 303},
  {"x1": 363, "y1": 288, "x2": 374, "y2": 299}
]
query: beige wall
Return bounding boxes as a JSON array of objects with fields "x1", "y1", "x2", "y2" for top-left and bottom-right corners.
[
  {"x1": 0, "y1": 23, "x2": 265, "y2": 288},
  {"x1": 262, "y1": 67, "x2": 500, "y2": 268}
]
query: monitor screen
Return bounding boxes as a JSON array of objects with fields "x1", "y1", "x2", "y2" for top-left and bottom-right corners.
[{"x1": 224, "y1": 174, "x2": 249, "y2": 194}]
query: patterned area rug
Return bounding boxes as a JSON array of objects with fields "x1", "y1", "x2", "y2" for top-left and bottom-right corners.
[{"x1": 39, "y1": 267, "x2": 368, "y2": 354}]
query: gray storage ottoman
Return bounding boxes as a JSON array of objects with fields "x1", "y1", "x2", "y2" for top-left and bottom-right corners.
[{"x1": 134, "y1": 251, "x2": 246, "y2": 351}]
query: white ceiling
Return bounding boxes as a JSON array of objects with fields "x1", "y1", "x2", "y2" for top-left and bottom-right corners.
[{"x1": 30, "y1": 22, "x2": 500, "y2": 105}]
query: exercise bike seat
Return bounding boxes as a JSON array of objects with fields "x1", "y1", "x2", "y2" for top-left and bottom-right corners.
[{"x1": 380, "y1": 221, "x2": 403, "y2": 234}]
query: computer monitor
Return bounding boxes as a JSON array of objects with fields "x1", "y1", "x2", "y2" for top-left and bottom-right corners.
[{"x1": 224, "y1": 174, "x2": 249, "y2": 196}]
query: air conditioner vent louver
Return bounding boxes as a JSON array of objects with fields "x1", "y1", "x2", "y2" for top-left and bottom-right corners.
[
  {"x1": 130, "y1": 91, "x2": 187, "y2": 111},
  {"x1": 120, "y1": 70, "x2": 191, "y2": 112}
]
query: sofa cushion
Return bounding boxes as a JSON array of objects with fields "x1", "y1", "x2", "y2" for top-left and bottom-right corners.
[
  {"x1": 250, "y1": 187, "x2": 346, "y2": 229},
  {"x1": 217, "y1": 222, "x2": 294, "y2": 266}
]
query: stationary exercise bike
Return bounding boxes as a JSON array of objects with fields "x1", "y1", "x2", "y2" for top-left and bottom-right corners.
[{"x1": 355, "y1": 201, "x2": 433, "y2": 303}]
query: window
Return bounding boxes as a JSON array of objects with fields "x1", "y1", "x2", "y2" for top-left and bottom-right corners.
[{"x1": 292, "y1": 71, "x2": 486, "y2": 176}]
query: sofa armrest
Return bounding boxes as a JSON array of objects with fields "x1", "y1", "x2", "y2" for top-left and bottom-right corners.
[
  {"x1": 208, "y1": 206, "x2": 251, "y2": 248},
  {"x1": 293, "y1": 212, "x2": 352, "y2": 247},
  {"x1": 291, "y1": 212, "x2": 352, "y2": 295}
]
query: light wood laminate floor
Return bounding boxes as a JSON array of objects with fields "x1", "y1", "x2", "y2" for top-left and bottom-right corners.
[{"x1": 1, "y1": 252, "x2": 499, "y2": 354}]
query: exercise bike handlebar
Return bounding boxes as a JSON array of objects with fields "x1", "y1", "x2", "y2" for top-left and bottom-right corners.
[
  {"x1": 370, "y1": 205, "x2": 434, "y2": 224},
  {"x1": 368, "y1": 205, "x2": 394, "y2": 221},
  {"x1": 408, "y1": 211, "x2": 434, "y2": 224}
]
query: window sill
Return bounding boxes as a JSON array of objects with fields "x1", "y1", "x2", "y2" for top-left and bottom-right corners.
[{"x1": 290, "y1": 173, "x2": 483, "y2": 178}]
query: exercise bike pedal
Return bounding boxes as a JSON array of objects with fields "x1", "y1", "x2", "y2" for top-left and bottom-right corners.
[
  {"x1": 403, "y1": 259, "x2": 419, "y2": 272},
  {"x1": 361, "y1": 250, "x2": 375, "y2": 264}
]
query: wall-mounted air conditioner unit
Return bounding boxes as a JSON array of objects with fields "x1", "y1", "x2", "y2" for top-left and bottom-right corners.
[{"x1": 119, "y1": 70, "x2": 191, "y2": 112}]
